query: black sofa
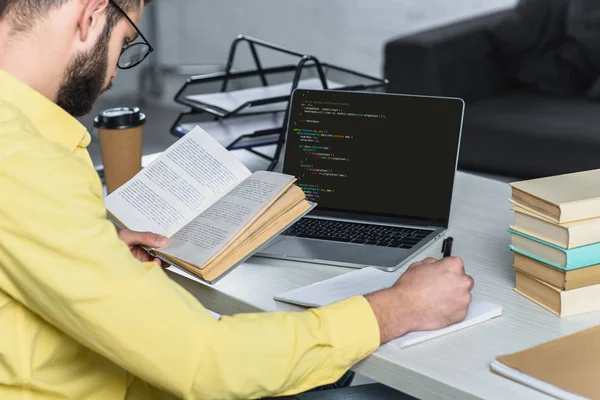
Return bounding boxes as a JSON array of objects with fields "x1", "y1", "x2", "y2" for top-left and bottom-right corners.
[{"x1": 384, "y1": 9, "x2": 600, "y2": 179}]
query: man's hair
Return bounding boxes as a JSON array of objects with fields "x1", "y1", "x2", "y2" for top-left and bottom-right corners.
[{"x1": 0, "y1": 0, "x2": 149, "y2": 33}]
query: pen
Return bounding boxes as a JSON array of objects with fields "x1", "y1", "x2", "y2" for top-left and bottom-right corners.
[{"x1": 442, "y1": 237, "x2": 454, "y2": 258}]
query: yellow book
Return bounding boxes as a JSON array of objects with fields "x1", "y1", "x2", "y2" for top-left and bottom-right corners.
[
  {"x1": 510, "y1": 169, "x2": 600, "y2": 223},
  {"x1": 514, "y1": 271, "x2": 600, "y2": 317},
  {"x1": 511, "y1": 205, "x2": 600, "y2": 249},
  {"x1": 512, "y1": 253, "x2": 600, "y2": 290},
  {"x1": 106, "y1": 126, "x2": 313, "y2": 283}
]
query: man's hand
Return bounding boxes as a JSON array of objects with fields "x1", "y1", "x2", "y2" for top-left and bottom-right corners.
[
  {"x1": 365, "y1": 257, "x2": 474, "y2": 344},
  {"x1": 117, "y1": 228, "x2": 170, "y2": 266}
]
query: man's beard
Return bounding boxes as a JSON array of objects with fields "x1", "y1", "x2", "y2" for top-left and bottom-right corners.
[{"x1": 56, "y1": 28, "x2": 112, "y2": 117}]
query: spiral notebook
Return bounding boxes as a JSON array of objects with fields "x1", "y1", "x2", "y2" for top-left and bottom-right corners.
[{"x1": 274, "y1": 267, "x2": 503, "y2": 348}]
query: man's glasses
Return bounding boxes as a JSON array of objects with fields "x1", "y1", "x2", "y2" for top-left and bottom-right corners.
[{"x1": 109, "y1": 0, "x2": 154, "y2": 69}]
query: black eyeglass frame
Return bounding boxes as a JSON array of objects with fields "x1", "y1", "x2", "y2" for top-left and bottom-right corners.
[{"x1": 108, "y1": 0, "x2": 154, "y2": 69}]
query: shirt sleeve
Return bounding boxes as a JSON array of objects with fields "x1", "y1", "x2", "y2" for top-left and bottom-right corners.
[{"x1": 0, "y1": 148, "x2": 380, "y2": 399}]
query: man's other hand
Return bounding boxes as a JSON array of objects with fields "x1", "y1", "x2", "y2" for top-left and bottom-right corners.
[
  {"x1": 117, "y1": 228, "x2": 169, "y2": 266},
  {"x1": 366, "y1": 257, "x2": 474, "y2": 344}
]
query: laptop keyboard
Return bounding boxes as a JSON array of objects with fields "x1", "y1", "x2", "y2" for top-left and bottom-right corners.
[{"x1": 282, "y1": 218, "x2": 432, "y2": 249}]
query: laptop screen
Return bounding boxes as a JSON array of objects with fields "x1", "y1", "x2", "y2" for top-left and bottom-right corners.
[{"x1": 282, "y1": 89, "x2": 464, "y2": 225}]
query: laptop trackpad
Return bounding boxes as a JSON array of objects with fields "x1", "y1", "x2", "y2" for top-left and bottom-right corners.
[{"x1": 263, "y1": 237, "x2": 403, "y2": 267}]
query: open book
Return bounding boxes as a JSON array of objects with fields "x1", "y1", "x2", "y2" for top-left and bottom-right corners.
[{"x1": 105, "y1": 126, "x2": 314, "y2": 283}]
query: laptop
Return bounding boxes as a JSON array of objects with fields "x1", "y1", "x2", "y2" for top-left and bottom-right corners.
[{"x1": 257, "y1": 89, "x2": 465, "y2": 271}]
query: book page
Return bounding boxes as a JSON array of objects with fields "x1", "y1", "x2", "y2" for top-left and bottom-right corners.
[
  {"x1": 160, "y1": 171, "x2": 295, "y2": 266},
  {"x1": 274, "y1": 267, "x2": 399, "y2": 308},
  {"x1": 105, "y1": 126, "x2": 251, "y2": 237}
]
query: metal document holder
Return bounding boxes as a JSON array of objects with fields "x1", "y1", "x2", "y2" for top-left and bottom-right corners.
[{"x1": 171, "y1": 35, "x2": 388, "y2": 171}]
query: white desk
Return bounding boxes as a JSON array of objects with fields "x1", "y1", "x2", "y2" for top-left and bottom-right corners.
[{"x1": 166, "y1": 172, "x2": 600, "y2": 400}]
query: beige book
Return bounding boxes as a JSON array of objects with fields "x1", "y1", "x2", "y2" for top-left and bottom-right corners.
[
  {"x1": 514, "y1": 271, "x2": 600, "y2": 317},
  {"x1": 512, "y1": 253, "x2": 600, "y2": 290},
  {"x1": 511, "y1": 232, "x2": 567, "y2": 267},
  {"x1": 106, "y1": 126, "x2": 314, "y2": 283},
  {"x1": 510, "y1": 169, "x2": 600, "y2": 223},
  {"x1": 492, "y1": 325, "x2": 600, "y2": 399},
  {"x1": 512, "y1": 206, "x2": 600, "y2": 249}
]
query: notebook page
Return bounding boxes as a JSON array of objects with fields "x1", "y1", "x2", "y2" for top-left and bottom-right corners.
[
  {"x1": 274, "y1": 267, "x2": 398, "y2": 308},
  {"x1": 274, "y1": 267, "x2": 503, "y2": 348},
  {"x1": 394, "y1": 300, "x2": 502, "y2": 348}
]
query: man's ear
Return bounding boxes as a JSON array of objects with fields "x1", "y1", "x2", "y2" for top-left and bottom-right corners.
[{"x1": 77, "y1": 0, "x2": 110, "y2": 43}]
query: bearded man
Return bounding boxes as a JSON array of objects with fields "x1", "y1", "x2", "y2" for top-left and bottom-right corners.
[{"x1": 0, "y1": 1, "x2": 474, "y2": 399}]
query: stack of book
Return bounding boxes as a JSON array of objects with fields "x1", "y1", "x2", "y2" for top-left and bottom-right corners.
[{"x1": 509, "y1": 169, "x2": 600, "y2": 317}]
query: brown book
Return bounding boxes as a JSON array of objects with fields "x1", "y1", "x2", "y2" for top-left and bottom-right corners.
[
  {"x1": 511, "y1": 205, "x2": 600, "y2": 249},
  {"x1": 510, "y1": 169, "x2": 600, "y2": 223},
  {"x1": 491, "y1": 325, "x2": 600, "y2": 399},
  {"x1": 513, "y1": 253, "x2": 600, "y2": 290},
  {"x1": 106, "y1": 127, "x2": 313, "y2": 283},
  {"x1": 515, "y1": 271, "x2": 600, "y2": 317}
]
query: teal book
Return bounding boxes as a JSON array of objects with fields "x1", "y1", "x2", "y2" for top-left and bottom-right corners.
[{"x1": 509, "y1": 229, "x2": 600, "y2": 271}]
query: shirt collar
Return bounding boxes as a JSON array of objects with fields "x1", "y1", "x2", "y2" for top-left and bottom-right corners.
[{"x1": 0, "y1": 68, "x2": 91, "y2": 152}]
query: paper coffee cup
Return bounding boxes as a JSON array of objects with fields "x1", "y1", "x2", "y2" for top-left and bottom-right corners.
[{"x1": 94, "y1": 107, "x2": 146, "y2": 194}]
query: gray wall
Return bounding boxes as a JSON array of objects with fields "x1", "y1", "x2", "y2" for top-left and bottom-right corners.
[{"x1": 107, "y1": 0, "x2": 517, "y2": 103}]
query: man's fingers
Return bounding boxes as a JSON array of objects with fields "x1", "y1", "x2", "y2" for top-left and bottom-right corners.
[
  {"x1": 446, "y1": 257, "x2": 465, "y2": 273},
  {"x1": 467, "y1": 274, "x2": 475, "y2": 291},
  {"x1": 407, "y1": 261, "x2": 421, "y2": 270},
  {"x1": 408, "y1": 257, "x2": 437, "y2": 270},
  {"x1": 130, "y1": 246, "x2": 153, "y2": 262},
  {"x1": 119, "y1": 228, "x2": 169, "y2": 248},
  {"x1": 130, "y1": 247, "x2": 165, "y2": 266}
]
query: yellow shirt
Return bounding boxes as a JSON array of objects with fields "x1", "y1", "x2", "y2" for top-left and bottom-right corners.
[{"x1": 0, "y1": 69, "x2": 380, "y2": 400}]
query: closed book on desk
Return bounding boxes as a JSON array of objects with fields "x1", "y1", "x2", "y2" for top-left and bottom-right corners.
[
  {"x1": 491, "y1": 325, "x2": 600, "y2": 400},
  {"x1": 513, "y1": 253, "x2": 600, "y2": 290},
  {"x1": 510, "y1": 169, "x2": 600, "y2": 223},
  {"x1": 105, "y1": 126, "x2": 313, "y2": 283},
  {"x1": 509, "y1": 229, "x2": 600, "y2": 270},
  {"x1": 511, "y1": 206, "x2": 600, "y2": 249},
  {"x1": 515, "y1": 271, "x2": 600, "y2": 317}
]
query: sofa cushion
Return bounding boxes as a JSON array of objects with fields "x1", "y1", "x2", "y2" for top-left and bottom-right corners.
[
  {"x1": 488, "y1": 0, "x2": 600, "y2": 97},
  {"x1": 568, "y1": 1, "x2": 600, "y2": 74},
  {"x1": 487, "y1": 0, "x2": 567, "y2": 61},
  {"x1": 460, "y1": 91, "x2": 600, "y2": 178}
]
